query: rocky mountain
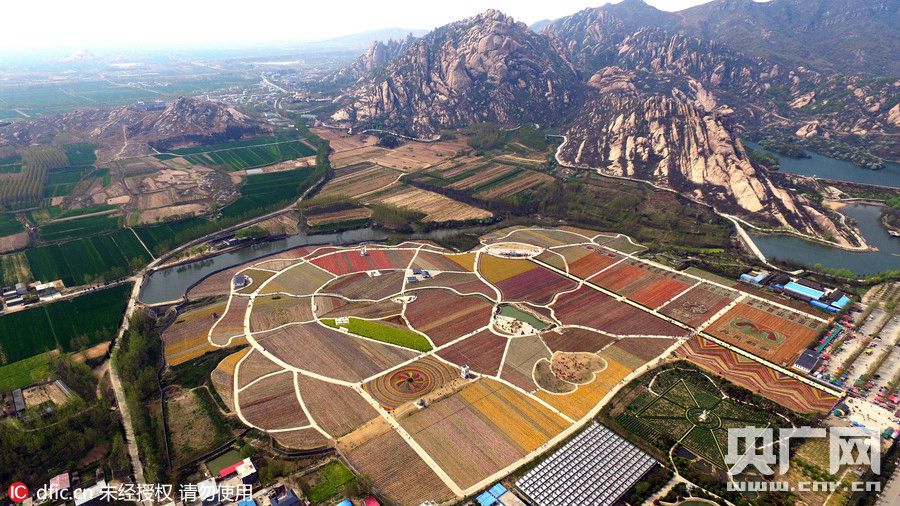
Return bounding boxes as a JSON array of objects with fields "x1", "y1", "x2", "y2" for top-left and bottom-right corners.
[
  {"x1": 326, "y1": 36, "x2": 418, "y2": 86},
  {"x1": 0, "y1": 97, "x2": 269, "y2": 162},
  {"x1": 331, "y1": 9, "x2": 581, "y2": 137},
  {"x1": 675, "y1": 0, "x2": 899, "y2": 76},
  {"x1": 325, "y1": 3, "x2": 890, "y2": 244},
  {"x1": 302, "y1": 27, "x2": 428, "y2": 52},
  {"x1": 544, "y1": 3, "x2": 898, "y2": 149},
  {"x1": 562, "y1": 69, "x2": 850, "y2": 243}
]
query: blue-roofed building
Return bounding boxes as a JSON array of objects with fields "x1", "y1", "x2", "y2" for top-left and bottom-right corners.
[
  {"x1": 268, "y1": 486, "x2": 300, "y2": 506},
  {"x1": 488, "y1": 483, "x2": 508, "y2": 498},
  {"x1": 238, "y1": 499, "x2": 257, "y2": 506},
  {"x1": 783, "y1": 281, "x2": 825, "y2": 301},
  {"x1": 793, "y1": 349, "x2": 821, "y2": 374},
  {"x1": 739, "y1": 270, "x2": 771, "y2": 286},
  {"x1": 476, "y1": 491, "x2": 499, "y2": 506},
  {"x1": 832, "y1": 295, "x2": 851, "y2": 309}
]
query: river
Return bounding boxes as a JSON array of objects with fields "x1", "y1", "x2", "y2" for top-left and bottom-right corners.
[
  {"x1": 745, "y1": 141, "x2": 900, "y2": 188},
  {"x1": 138, "y1": 227, "x2": 483, "y2": 305},
  {"x1": 749, "y1": 203, "x2": 899, "y2": 276},
  {"x1": 139, "y1": 228, "x2": 387, "y2": 304}
]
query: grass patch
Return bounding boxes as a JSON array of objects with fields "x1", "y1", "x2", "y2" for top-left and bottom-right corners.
[
  {"x1": 304, "y1": 460, "x2": 357, "y2": 504},
  {"x1": 0, "y1": 351, "x2": 54, "y2": 392},
  {"x1": 321, "y1": 317, "x2": 432, "y2": 352}
]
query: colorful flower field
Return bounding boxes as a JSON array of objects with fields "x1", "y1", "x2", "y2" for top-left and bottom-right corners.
[
  {"x1": 706, "y1": 298, "x2": 824, "y2": 365},
  {"x1": 162, "y1": 226, "x2": 844, "y2": 504},
  {"x1": 677, "y1": 336, "x2": 840, "y2": 414}
]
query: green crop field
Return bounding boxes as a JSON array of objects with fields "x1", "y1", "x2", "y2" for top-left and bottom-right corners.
[
  {"x1": 0, "y1": 214, "x2": 24, "y2": 236},
  {"x1": 321, "y1": 317, "x2": 432, "y2": 351},
  {"x1": 134, "y1": 217, "x2": 214, "y2": 256},
  {"x1": 220, "y1": 168, "x2": 316, "y2": 219},
  {"x1": 0, "y1": 351, "x2": 54, "y2": 392},
  {"x1": 0, "y1": 283, "x2": 131, "y2": 366},
  {"x1": 38, "y1": 214, "x2": 121, "y2": 242},
  {"x1": 44, "y1": 166, "x2": 87, "y2": 197},
  {"x1": 167, "y1": 134, "x2": 300, "y2": 155},
  {"x1": 161, "y1": 135, "x2": 315, "y2": 171},
  {"x1": 61, "y1": 143, "x2": 97, "y2": 167},
  {"x1": 0, "y1": 165, "x2": 22, "y2": 174},
  {"x1": 23, "y1": 229, "x2": 151, "y2": 286}
]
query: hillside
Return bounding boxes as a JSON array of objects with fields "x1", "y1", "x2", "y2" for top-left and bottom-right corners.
[
  {"x1": 327, "y1": 4, "x2": 890, "y2": 244},
  {"x1": 331, "y1": 10, "x2": 581, "y2": 137},
  {"x1": 0, "y1": 97, "x2": 270, "y2": 162}
]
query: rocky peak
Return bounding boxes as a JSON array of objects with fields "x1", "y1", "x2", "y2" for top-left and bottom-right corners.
[{"x1": 331, "y1": 9, "x2": 580, "y2": 136}]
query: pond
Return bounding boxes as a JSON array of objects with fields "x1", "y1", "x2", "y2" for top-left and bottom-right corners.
[
  {"x1": 744, "y1": 141, "x2": 900, "y2": 188},
  {"x1": 499, "y1": 305, "x2": 549, "y2": 330},
  {"x1": 749, "y1": 204, "x2": 899, "y2": 276}
]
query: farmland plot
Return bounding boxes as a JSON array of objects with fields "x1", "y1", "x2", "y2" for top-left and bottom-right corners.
[
  {"x1": 309, "y1": 248, "x2": 414, "y2": 276},
  {"x1": 237, "y1": 371, "x2": 309, "y2": 431},
  {"x1": 259, "y1": 261, "x2": 334, "y2": 295},
  {"x1": 399, "y1": 379, "x2": 567, "y2": 489},
  {"x1": 364, "y1": 185, "x2": 492, "y2": 222},
  {"x1": 436, "y1": 329, "x2": 506, "y2": 375},
  {"x1": 405, "y1": 289, "x2": 494, "y2": 346},
  {"x1": 209, "y1": 296, "x2": 249, "y2": 346},
  {"x1": 313, "y1": 296, "x2": 403, "y2": 320},
  {"x1": 552, "y1": 286, "x2": 688, "y2": 337},
  {"x1": 319, "y1": 163, "x2": 402, "y2": 198},
  {"x1": 343, "y1": 422, "x2": 454, "y2": 505},
  {"x1": 296, "y1": 374, "x2": 377, "y2": 437},
  {"x1": 706, "y1": 299, "x2": 824, "y2": 365},
  {"x1": 236, "y1": 349, "x2": 284, "y2": 389},
  {"x1": 677, "y1": 336, "x2": 839, "y2": 414},
  {"x1": 249, "y1": 295, "x2": 315, "y2": 332},
  {"x1": 162, "y1": 300, "x2": 226, "y2": 366},
  {"x1": 542, "y1": 327, "x2": 616, "y2": 353},
  {"x1": 319, "y1": 271, "x2": 405, "y2": 300},
  {"x1": 500, "y1": 334, "x2": 551, "y2": 392},
  {"x1": 660, "y1": 283, "x2": 740, "y2": 327},
  {"x1": 254, "y1": 323, "x2": 418, "y2": 383}
]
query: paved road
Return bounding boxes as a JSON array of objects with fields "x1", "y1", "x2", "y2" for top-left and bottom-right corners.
[{"x1": 108, "y1": 276, "x2": 148, "y2": 496}]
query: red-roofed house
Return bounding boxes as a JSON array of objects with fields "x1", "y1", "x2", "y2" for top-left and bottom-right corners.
[{"x1": 219, "y1": 457, "x2": 258, "y2": 485}]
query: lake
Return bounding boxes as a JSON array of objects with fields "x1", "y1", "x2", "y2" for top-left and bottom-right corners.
[
  {"x1": 749, "y1": 203, "x2": 899, "y2": 276},
  {"x1": 745, "y1": 141, "x2": 900, "y2": 188}
]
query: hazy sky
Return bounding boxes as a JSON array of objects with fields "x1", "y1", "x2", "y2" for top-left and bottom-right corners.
[{"x1": 2, "y1": 0, "x2": 769, "y2": 53}]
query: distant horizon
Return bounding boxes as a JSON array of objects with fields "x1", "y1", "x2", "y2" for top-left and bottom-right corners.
[{"x1": 0, "y1": 0, "x2": 773, "y2": 56}]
